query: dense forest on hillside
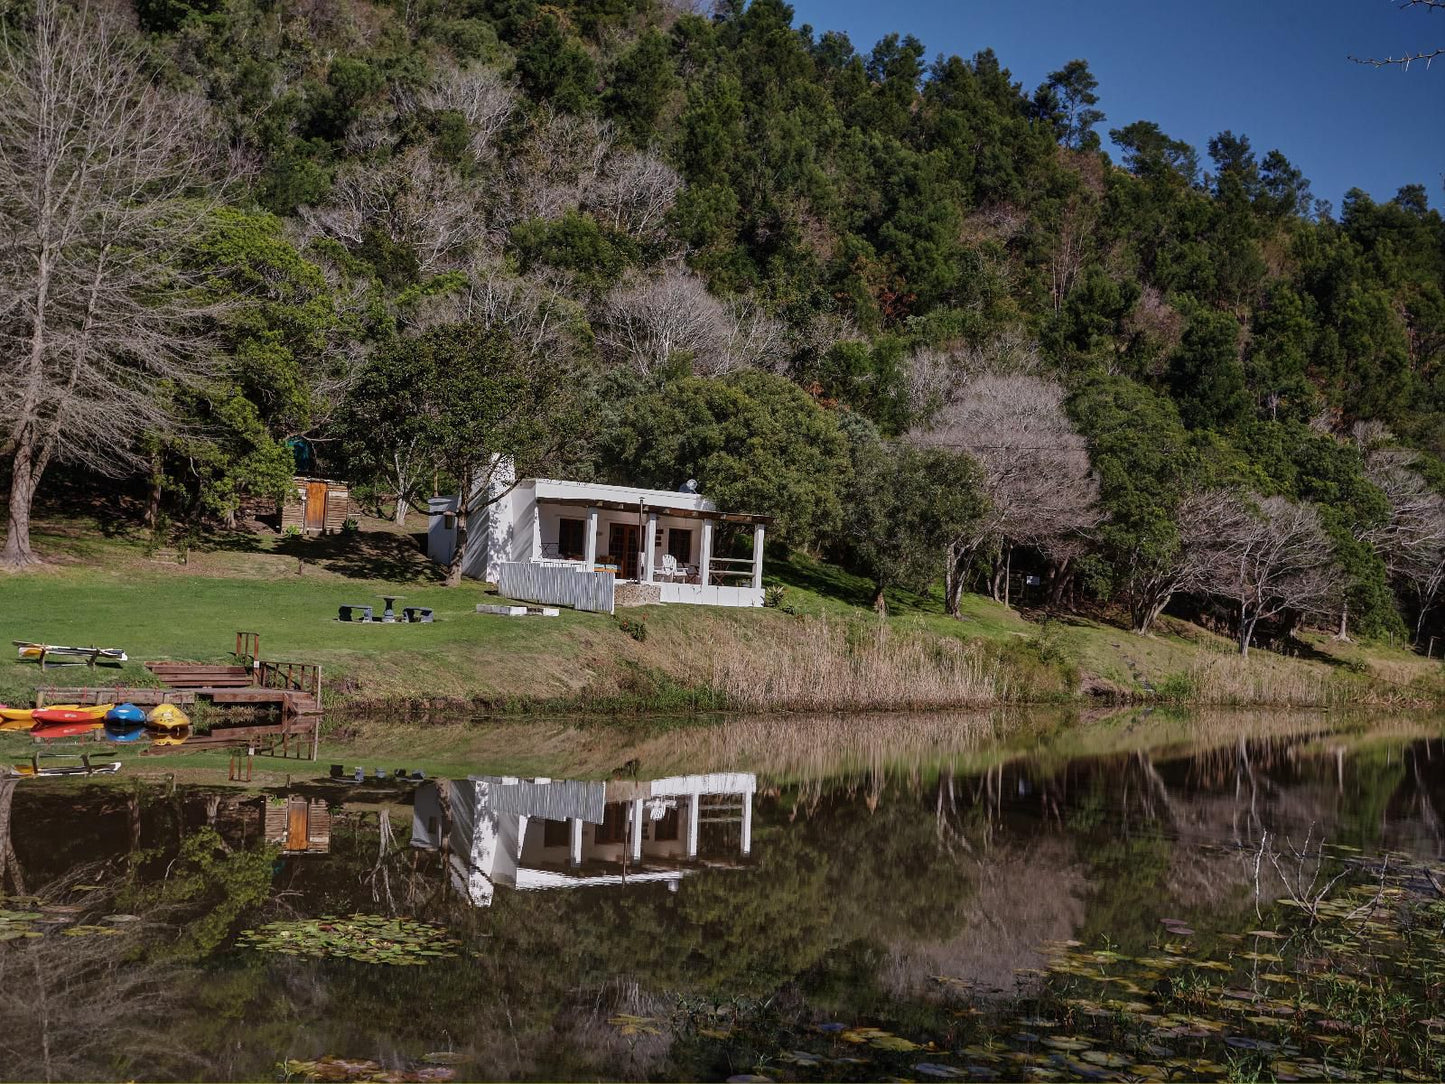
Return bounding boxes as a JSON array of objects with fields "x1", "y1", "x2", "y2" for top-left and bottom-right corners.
[{"x1": 3, "y1": 0, "x2": 1445, "y2": 657}]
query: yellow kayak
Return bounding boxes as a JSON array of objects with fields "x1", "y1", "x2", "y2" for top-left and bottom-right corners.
[
  {"x1": 0, "y1": 706, "x2": 37, "y2": 724},
  {"x1": 147, "y1": 703, "x2": 190, "y2": 730}
]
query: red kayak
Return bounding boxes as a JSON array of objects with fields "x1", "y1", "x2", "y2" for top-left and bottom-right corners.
[{"x1": 32, "y1": 708, "x2": 101, "y2": 724}]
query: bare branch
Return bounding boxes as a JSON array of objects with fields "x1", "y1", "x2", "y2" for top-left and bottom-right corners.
[{"x1": 0, "y1": 0, "x2": 228, "y2": 565}]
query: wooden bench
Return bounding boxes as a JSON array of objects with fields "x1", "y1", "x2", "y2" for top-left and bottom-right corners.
[{"x1": 144, "y1": 662, "x2": 255, "y2": 689}]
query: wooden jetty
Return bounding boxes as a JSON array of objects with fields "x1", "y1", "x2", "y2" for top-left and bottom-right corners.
[{"x1": 33, "y1": 632, "x2": 323, "y2": 761}]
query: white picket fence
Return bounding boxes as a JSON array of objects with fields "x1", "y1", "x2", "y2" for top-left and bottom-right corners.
[{"x1": 497, "y1": 561, "x2": 615, "y2": 614}]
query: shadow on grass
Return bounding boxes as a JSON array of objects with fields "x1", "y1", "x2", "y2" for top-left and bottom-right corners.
[
  {"x1": 275, "y1": 530, "x2": 446, "y2": 585},
  {"x1": 766, "y1": 552, "x2": 945, "y2": 617}
]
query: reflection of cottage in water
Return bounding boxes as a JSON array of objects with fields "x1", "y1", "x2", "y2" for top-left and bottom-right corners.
[{"x1": 411, "y1": 774, "x2": 755, "y2": 907}]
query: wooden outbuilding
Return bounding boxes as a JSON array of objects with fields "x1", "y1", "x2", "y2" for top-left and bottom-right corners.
[{"x1": 280, "y1": 477, "x2": 357, "y2": 535}]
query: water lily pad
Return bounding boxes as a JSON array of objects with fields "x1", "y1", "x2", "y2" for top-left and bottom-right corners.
[{"x1": 238, "y1": 915, "x2": 459, "y2": 966}]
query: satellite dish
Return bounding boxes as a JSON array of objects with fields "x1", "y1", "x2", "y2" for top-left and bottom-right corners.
[{"x1": 680, "y1": 478, "x2": 699, "y2": 493}]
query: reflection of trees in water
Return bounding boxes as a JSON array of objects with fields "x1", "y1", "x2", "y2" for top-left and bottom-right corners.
[
  {"x1": 0, "y1": 867, "x2": 218, "y2": 1082},
  {"x1": 0, "y1": 777, "x2": 24, "y2": 895}
]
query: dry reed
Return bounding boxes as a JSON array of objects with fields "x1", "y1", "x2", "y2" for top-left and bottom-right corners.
[
  {"x1": 703, "y1": 615, "x2": 1009, "y2": 712},
  {"x1": 1182, "y1": 653, "x2": 1429, "y2": 709}
]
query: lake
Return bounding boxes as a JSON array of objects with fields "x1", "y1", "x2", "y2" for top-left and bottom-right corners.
[{"x1": 1, "y1": 709, "x2": 1443, "y2": 1082}]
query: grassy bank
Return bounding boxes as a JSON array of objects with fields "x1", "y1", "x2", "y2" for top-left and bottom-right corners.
[{"x1": 2, "y1": 515, "x2": 1443, "y2": 714}]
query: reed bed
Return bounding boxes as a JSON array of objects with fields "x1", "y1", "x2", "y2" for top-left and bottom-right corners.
[
  {"x1": 701, "y1": 615, "x2": 1013, "y2": 712},
  {"x1": 1178, "y1": 652, "x2": 1432, "y2": 708}
]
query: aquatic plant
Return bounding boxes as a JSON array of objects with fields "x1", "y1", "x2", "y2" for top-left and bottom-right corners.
[
  {"x1": 238, "y1": 914, "x2": 460, "y2": 965},
  {"x1": 280, "y1": 1055, "x2": 457, "y2": 1082}
]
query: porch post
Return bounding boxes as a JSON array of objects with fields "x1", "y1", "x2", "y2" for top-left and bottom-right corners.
[
  {"x1": 643, "y1": 511, "x2": 658, "y2": 583},
  {"x1": 583, "y1": 506, "x2": 598, "y2": 567},
  {"x1": 531, "y1": 503, "x2": 542, "y2": 561},
  {"x1": 740, "y1": 784, "x2": 753, "y2": 857},
  {"x1": 630, "y1": 798, "x2": 644, "y2": 861},
  {"x1": 686, "y1": 792, "x2": 700, "y2": 859},
  {"x1": 569, "y1": 817, "x2": 583, "y2": 868},
  {"x1": 751, "y1": 523, "x2": 765, "y2": 590},
  {"x1": 700, "y1": 520, "x2": 714, "y2": 587}
]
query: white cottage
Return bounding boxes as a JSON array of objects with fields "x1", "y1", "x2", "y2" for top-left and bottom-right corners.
[{"x1": 426, "y1": 475, "x2": 772, "y2": 612}]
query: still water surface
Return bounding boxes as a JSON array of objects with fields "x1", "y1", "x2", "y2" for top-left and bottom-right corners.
[{"x1": 2, "y1": 712, "x2": 1444, "y2": 1082}]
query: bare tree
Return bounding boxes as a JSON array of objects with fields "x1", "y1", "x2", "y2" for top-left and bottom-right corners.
[
  {"x1": 1124, "y1": 490, "x2": 1243, "y2": 636},
  {"x1": 587, "y1": 150, "x2": 683, "y2": 241},
  {"x1": 599, "y1": 268, "x2": 732, "y2": 375},
  {"x1": 915, "y1": 371, "x2": 1101, "y2": 615},
  {"x1": 418, "y1": 65, "x2": 517, "y2": 165},
  {"x1": 1186, "y1": 492, "x2": 1338, "y2": 656},
  {"x1": 419, "y1": 261, "x2": 586, "y2": 364},
  {"x1": 722, "y1": 298, "x2": 790, "y2": 373},
  {"x1": 1361, "y1": 441, "x2": 1445, "y2": 641},
  {"x1": 299, "y1": 147, "x2": 485, "y2": 275},
  {"x1": 0, "y1": 0, "x2": 226, "y2": 567},
  {"x1": 503, "y1": 109, "x2": 615, "y2": 225}
]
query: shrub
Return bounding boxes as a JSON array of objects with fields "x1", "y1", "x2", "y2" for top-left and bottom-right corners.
[
  {"x1": 1155, "y1": 671, "x2": 1194, "y2": 701},
  {"x1": 341, "y1": 517, "x2": 360, "y2": 533},
  {"x1": 764, "y1": 584, "x2": 787, "y2": 608},
  {"x1": 282, "y1": 524, "x2": 303, "y2": 538},
  {"x1": 616, "y1": 614, "x2": 647, "y2": 642}
]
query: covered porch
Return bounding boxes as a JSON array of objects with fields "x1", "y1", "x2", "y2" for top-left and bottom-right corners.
[{"x1": 525, "y1": 493, "x2": 770, "y2": 608}]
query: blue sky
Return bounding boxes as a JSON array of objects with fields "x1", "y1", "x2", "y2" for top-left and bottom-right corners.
[{"x1": 786, "y1": 0, "x2": 1444, "y2": 210}]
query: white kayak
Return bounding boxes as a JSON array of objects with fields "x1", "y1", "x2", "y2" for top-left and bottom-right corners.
[{"x1": 14, "y1": 641, "x2": 128, "y2": 665}]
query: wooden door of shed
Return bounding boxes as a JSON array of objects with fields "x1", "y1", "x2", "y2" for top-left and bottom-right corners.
[
  {"x1": 304, "y1": 481, "x2": 327, "y2": 531},
  {"x1": 286, "y1": 796, "x2": 309, "y2": 851}
]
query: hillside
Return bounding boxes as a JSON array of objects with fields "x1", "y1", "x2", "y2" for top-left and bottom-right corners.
[{"x1": 3, "y1": 0, "x2": 1445, "y2": 683}]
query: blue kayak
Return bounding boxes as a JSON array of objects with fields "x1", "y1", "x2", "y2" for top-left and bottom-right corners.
[
  {"x1": 106, "y1": 703, "x2": 147, "y2": 724},
  {"x1": 102, "y1": 723, "x2": 147, "y2": 743}
]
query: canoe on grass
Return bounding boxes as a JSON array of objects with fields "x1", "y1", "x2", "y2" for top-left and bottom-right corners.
[
  {"x1": 32, "y1": 705, "x2": 113, "y2": 724},
  {"x1": 147, "y1": 703, "x2": 190, "y2": 730},
  {"x1": 14, "y1": 642, "x2": 128, "y2": 664},
  {"x1": 105, "y1": 703, "x2": 147, "y2": 724}
]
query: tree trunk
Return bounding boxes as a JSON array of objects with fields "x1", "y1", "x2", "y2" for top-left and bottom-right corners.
[
  {"x1": 2, "y1": 432, "x2": 44, "y2": 568},
  {"x1": 144, "y1": 450, "x2": 163, "y2": 529},
  {"x1": 1134, "y1": 594, "x2": 1169, "y2": 635},
  {"x1": 1238, "y1": 611, "x2": 1256, "y2": 657},
  {"x1": 1002, "y1": 546, "x2": 1012, "y2": 609},
  {"x1": 445, "y1": 507, "x2": 467, "y2": 587},
  {"x1": 1333, "y1": 601, "x2": 1351, "y2": 643},
  {"x1": 1047, "y1": 557, "x2": 1073, "y2": 608},
  {"x1": 444, "y1": 464, "x2": 473, "y2": 588},
  {"x1": 393, "y1": 498, "x2": 408, "y2": 527},
  {"x1": 873, "y1": 583, "x2": 887, "y2": 615},
  {"x1": 944, "y1": 544, "x2": 967, "y2": 618}
]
